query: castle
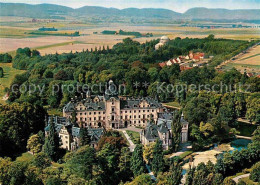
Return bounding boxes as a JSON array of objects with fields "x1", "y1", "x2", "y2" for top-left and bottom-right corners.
[{"x1": 63, "y1": 81, "x2": 164, "y2": 129}]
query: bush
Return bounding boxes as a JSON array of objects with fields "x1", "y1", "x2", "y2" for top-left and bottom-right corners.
[
  {"x1": 250, "y1": 161, "x2": 260, "y2": 182},
  {"x1": 223, "y1": 177, "x2": 236, "y2": 185}
]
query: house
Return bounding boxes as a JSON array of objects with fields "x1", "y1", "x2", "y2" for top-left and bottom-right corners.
[
  {"x1": 44, "y1": 116, "x2": 104, "y2": 151},
  {"x1": 159, "y1": 62, "x2": 166, "y2": 68},
  {"x1": 63, "y1": 80, "x2": 164, "y2": 129},
  {"x1": 140, "y1": 112, "x2": 189, "y2": 150}
]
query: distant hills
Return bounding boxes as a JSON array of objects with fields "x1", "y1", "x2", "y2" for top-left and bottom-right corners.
[{"x1": 0, "y1": 2, "x2": 259, "y2": 21}]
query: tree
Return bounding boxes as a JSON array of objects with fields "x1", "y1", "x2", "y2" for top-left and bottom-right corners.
[
  {"x1": 0, "y1": 157, "x2": 12, "y2": 185},
  {"x1": 212, "y1": 173, "x2": 223, "y2": 185},
  {"x1": 118, "y1": 147, "x2": 133, "y2": 182},
  {"x1": 27, "y1": 134, "x2": 42, "y2": 154},
  {"x1": 151, "y1": 139, "x2": 164, "y2": 175},
  {"x1": 33, "y1": 152, "x2": 51, "y2": 169},
  {"x1": 130, "y1": 144, "x2": 146, "y2": 177},
  {"x1": 185, "y1": 167, "x2": 195, "y2": 185},
  {"x1": 46, "y1": 177, "x2": 62, "y2": 185},
  {"x1": 79, "y1": 127, "x2": 90, "y2": 146},
  {"x1": 65, "y1": 145, "x2": 96, "y2": 181},
  {"x1": 250, "y1": 161, "x2": 260, "y2": 182},
  {"x1": 223, "y1": 177, "x2": 236, "y2": 185},
  {"x1": 0, "y1": 67, "x2": 3, "y2": 78},
  {"x1": 164, "y1": 162, "x2": 183, "y2": 185},
  {"x1": 43, "y1": 116, "x2": 60, "y2": 161},
  {"x1": 0, "y1": 102, "x2": 46, "y2": 157},
  {"x1": 143, "y1": 143, "x2": 155, "y2": 164},
  {"x1": 172, "y1": 112, "x2": 182, "y2": 152},
  {"x1": 125, "y1": 174, "x2": 153, "y2": 185}
]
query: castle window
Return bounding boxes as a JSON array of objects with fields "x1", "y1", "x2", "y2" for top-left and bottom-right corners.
[
  {"x1": 89, "y1": 112, "x2": 92, "y2": 115},
  {"x1": 125, "y1": 111, "x2": 127, "y2": 113},
  {"x1": 94, "y1": 117, "x2": 96, "y2": 120},
  {"x1": 125, "y1": 116, "x2": 127, "y2": 119},
  {"x1": 152, "y1": 110, "x2": 154, "y2": 112},
  {"x1": 134, "y1": 110, "x2": 136, "y2": 113},
  {"x1": 147, "y1": 110, "x2": 150, "y2": 112},
  {"x1": 99, "y1": 112, "x2": 101, "y2": 114},
  {"x1": 112, "y1": 115, "x2": 115, "y2": 121},
  {"x1": 94, "y1": 112, "x2": 96, "y2": 115},
  {"x1": 134, "y1": 115, "x2": 136, "y2": 118},
  {"x1": 112, "y1": 108, "x2": 115, "y2": 112}
]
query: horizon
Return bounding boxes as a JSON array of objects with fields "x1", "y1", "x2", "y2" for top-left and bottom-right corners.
[{"x1": 1, "y1": 0, "x2": 260, "y2": 13}]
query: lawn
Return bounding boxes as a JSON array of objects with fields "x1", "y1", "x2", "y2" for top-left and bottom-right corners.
[
  {"x1": 0, "y1": 63, "x2": 25, "y2": 104},
  {"x1": 232, "y1": 121, "x2": 257, "y2": 137},
  {"x1": 163, "y1": 101, "x2": 181, "y2": 109},
  {"x1": 126, "y1": 130, "x2": 140, "y2": 144},
  {"x1": 45, "y1": 106, "x2": 63, "y2": 117}
]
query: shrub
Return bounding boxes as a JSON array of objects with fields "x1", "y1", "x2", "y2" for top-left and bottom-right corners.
[{"x1": 250, "y1": 161, "x2": 260, "y2": 182}]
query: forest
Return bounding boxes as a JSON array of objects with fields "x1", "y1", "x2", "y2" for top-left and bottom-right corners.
[{"x1": 0, "y1": 35, "x2": 259, "y2": 185}]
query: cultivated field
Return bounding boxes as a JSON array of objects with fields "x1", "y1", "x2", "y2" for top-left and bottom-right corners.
[
  {"x1": 223, "y1": 44, "x2": 260, "y2": 73},
  {"x1": 0, "y1": 16, "x2": 260, "y2": 56}
]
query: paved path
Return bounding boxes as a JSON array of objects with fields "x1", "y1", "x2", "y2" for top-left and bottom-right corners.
[
  {"x1": 120, "y1": 130, "x2": 136, "y2": 152},
  {"x1": 233, "y1": 173, "x2": 250, "y2": 183},
  {"x1": 236, "y1": 135, "x2": 252, "y2": 140}
]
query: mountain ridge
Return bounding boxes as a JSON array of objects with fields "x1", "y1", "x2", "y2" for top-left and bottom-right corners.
[{"x1": 0, "y1": 2, "x2": 259, "y2": 20}]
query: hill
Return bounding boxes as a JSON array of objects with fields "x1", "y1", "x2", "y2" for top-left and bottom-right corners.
[
  {"x1": 184, "y1": 7, "x2": 260, "y2": 20},
  {"x1": 0, "y1": 2, "x2": 259, "y2": 21}
]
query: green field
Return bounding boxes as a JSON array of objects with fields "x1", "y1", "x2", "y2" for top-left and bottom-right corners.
[
  {"x1": 0, "y1": 63, "x2": 25, "y2": 104},
  {"x1": 164, "y1": 101, "x2": 181, "y2": 109},
  {"x1": 126, "y1": 130, "x2": 140, "y2": 144}
]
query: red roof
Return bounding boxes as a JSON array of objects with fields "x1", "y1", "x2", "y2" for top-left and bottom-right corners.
[
  {"x1": 247, "y1": 73, "x2": 254, "y2": 77},
  {"x1": 159, "y1": 62, "x2": 166, "y2": 68},
  {"x1": 257, "y1": 75, "x2": 260, "y2": 78},
  {"x1": 180, "y1": 66, "x2": 192, "y2": 71}
]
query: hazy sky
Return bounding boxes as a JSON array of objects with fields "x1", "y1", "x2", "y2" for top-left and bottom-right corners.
[{"x1": 1, "y1": 0, "x2": 260, "y2": 12}]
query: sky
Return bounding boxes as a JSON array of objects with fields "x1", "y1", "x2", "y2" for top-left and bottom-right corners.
[{"x1": 1, "y1": 0, "x2": 260, "y2": 13}]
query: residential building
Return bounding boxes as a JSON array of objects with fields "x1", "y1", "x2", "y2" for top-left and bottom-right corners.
[
  {"x1": 44, "y1": 116, "x2": 104, "y2": 151},
  {"x1": 140, "y1": 112, "x2": 189, "y2": 150}
]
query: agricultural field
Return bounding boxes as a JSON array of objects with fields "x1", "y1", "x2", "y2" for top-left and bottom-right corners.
[
  {"x1": 1, "y1": 16, "x2": 260, "y2": 56},
  {"x1": 222, "y1": 44, "x2": 260, "y2": 73},
  {"x1": 0, "y1": 63, "x2": 25, "y2": 104}
]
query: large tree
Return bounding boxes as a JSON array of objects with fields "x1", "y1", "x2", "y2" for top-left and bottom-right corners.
[
  {"x1": 43, "y1": 117, "x2": 60, "y2": 161},
  {"x1": 27, "y1": 134, "x2": 42, "y2": 154},
  {"x1": 79, "y1": 127, "x2": 91, "y2": 146},
  {"x1": 0, "y1": 102, "x2": 46, "y2": 157},
  {"x1": 172, "y1": 111, "x2": 182, "y2": 152},
  {"x1": 130, "y1": 144, "x2": 146, "y2": 177},
  {"x1": 151, "y1": 139, "x2": 164, "y2": 175}
]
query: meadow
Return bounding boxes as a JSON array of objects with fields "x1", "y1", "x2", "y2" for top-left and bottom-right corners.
[{"x1": 0, "y1": 63, "x2": 25, "y2": 104}]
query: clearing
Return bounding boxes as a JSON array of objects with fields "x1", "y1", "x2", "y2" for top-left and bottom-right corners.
[{"x1": 0, "y1": 63, "x2": 25, "y2": 104}]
